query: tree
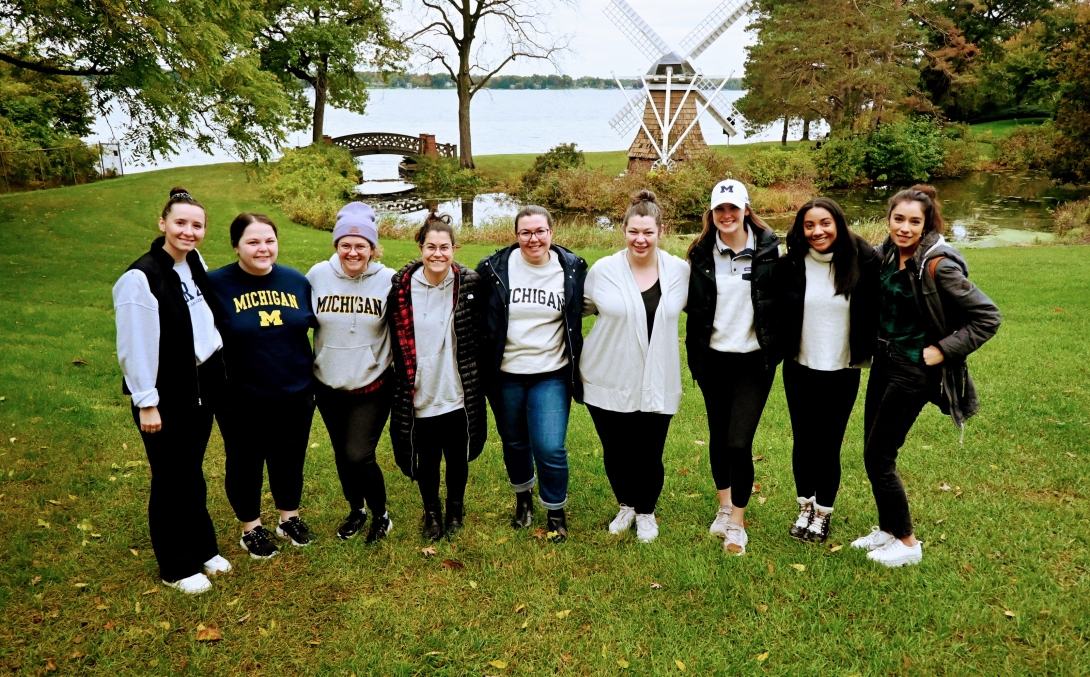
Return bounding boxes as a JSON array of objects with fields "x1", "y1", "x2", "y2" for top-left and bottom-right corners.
[
  {"x1": 258, "y1": 0, "x2": 405, "y2": 143},
  {"x1": 405, "y1": 0, "x2": 571, "y2": 168},
  {"x1": 1052, "y1": 2, "x2": 1090, "y2": 184},
  {"x1": 0, "y1": 0, "x2": 301, "y2": 161},
  {"x1": 0, "y1": 61, "x2": 92, "y2": 143}
]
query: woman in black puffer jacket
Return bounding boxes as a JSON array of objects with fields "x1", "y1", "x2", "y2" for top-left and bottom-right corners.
[{"x1": 387, "y1": 213, "x2": 488, "y2": 541}]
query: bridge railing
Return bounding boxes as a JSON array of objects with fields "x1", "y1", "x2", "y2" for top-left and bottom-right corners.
[{"x1": 328, "y1": 133, "x2": 457, "y2": 159}]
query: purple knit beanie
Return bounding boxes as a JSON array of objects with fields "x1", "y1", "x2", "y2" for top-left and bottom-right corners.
[{"x1": 333, "y1": 202, "x2": 378, "y2": 246}]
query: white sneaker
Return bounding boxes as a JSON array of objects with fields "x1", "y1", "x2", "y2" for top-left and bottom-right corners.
[
  {"x1": 203, "y1": 555, "x2": 232, "y2": 575},
  {"x1": 850, "y1": 526, "x2": 896, "y2": 552},
  {"x1": 788, "y1": 496, "x2": 814, "y2": 540},
  {"x1": 635, "y1": 513, "x2": 659, "y2": 543},
  {"x1": 608, "y1": 505, "x2": 636, "y2": 534},
  {"x1": 867, "y1": 539, "x2": 923, "y2": 567},
  {"x1": 163, "y1": 573, "x2": 212, "y2": 595},
  {"x1": 708, "y1": 506, "x2": 733, "y2": 538},
  {"x1": 723, "y1": 523, "x2": 748, "y2": 555}
]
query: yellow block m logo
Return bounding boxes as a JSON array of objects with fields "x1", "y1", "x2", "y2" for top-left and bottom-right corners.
[{"x1": 259, "y1": 310, "x2": 283, "y2": 327}]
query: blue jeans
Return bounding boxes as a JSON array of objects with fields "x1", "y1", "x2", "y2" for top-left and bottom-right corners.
[{"x1": 490, "y1": 372, "x2": 571, "y2": 509}]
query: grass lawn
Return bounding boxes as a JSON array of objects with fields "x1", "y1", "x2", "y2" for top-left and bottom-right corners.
[{"x1": 1, "y1": 165, "x2": 1088, "y2": 675}]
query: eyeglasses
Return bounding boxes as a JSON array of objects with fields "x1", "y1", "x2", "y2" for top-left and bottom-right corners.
[
  {"x1": 422, "y1": 244, "x2": 453, "y2": 254},
  {"x1": 339, "y1": 243, "x2": 371, "y2": 253},
  {"x1": 517, "y1": 228, "x2": 551, "y2": 242}
]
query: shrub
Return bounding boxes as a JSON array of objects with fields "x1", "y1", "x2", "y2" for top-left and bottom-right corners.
[
  {"x1": 411, "y1": 156, "x2": 487, "y2": 196},
  {"x1": 739, "y1": 148, "x2": 816, "y2": 187},
  {"x1": 814, "y1": 136, "x2": 868, "y2": 188},
  {"x1": 0, "y1": 118, "x2": 100, "y2": 191},
  {"x1": 521, "y1": 143, "x2": 585, "y2": 192},
  {"x1": 865, "y1": 118, "x2": 946, "y2": 184},
  {"x1": 933, "y1": 124, "x2": 980, "y2": 179},
  {"x1": 994, "y1": 121, "x2": 1058, "y2": 170},
  {"x1": 1053, "y1": 196, "x2": 1090, "y2": 243},
  {"x1": 260, "y1": 143, "x2": 361, "y2": 230}
]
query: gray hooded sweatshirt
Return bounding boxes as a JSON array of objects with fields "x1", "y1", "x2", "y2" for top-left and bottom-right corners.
[{"x1": 306, "y1": 254, "x2": 394, "y2": 390}]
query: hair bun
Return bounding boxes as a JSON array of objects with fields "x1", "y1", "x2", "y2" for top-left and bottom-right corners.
[
  {"x1": 910, "y1": 184, "x2": 938, "y2": 201},
  {"x1": 631, "y1": 189, "x2": 658, "y2": 205},
  {"x1": 169, "y1": 186, "x2": 191, "y2": 199}
]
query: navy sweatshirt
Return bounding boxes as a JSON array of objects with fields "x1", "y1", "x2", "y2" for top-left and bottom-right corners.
[{"x1": 208, "y1": 262, "x2": 316, "y2": 398}]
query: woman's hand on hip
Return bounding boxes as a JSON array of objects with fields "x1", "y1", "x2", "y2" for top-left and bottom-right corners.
[
  {"x1": 139, "y1": 406, "x2": 162, "y2": 433},
  {"x1": 922, "y1": 345, "x2": 945, "y2": 366}
]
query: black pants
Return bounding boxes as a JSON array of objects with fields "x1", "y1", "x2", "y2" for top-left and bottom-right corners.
[
  {"x1": 412, "y1": 409, "x2": 470, "y2": 511},
  {"x1": 697, "y1": 350, "x2": 776, "y2": 508},
  {"x1": 316, "y1": 380, "x2": 391, "y2": 516},
  {"x1": 219, "y1": 388, "x2": 315, "y2": 523},
  {"x1": 587, "y1": 405, "x2": 673, "y2": 515},
  {"x1": 784, "y1": 359, "x2": 861, "y2": 508},
  {"x1": 863, "y1": 348, "x2": 934, "y2": 538},
  {"x1": 132, "y1": 353, "x2": 223, "y2": 583}
]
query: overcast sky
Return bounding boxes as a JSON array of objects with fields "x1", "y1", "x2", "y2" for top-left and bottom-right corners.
[{"x1": 404, "y1": 0, "x2": 757, "y2": 81}]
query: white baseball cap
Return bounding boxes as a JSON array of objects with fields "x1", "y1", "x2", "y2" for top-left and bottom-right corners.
[{"x1": 710, "y1": 179, "x2": 749, "y2": 210}]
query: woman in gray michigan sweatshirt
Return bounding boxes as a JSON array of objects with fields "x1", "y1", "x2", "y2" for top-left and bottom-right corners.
[{"x1": 307, "y1": 203, "x2": 396, "y2": 544}]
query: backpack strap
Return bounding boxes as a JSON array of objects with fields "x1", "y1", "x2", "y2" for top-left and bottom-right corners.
[{"x1": 928, "y1": 256, "x2": 946, "y2": 279}]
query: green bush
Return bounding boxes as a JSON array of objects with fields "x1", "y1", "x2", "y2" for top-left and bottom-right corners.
[
  {"x1": 865, "y1": 118, "x2": 946, "y2": 184},
  {"x1": 411, "y1": 156, "x2": 487, "y2": 196},
  {"x1": 739, "y1": 148, "x2": 816, "y2": 187},
  {"x1": 994, "y1": 121, "x2": 1058, "y2": 170},
  {"x1": 814, "y1": 136, "x2": 869, "y2": 188},
  {"x1": 0, "y1": 118, "x2": 100, "y2": 191},
  {"x1": 259, "y1": 143, "x2": 361, "y2": 230},
  {"x1": 933, "y1": 124, "x2": 980, "y2": 178},
  {"x1": 1053, "y1": 196, "x2": 1090, "y2": 243},
  {"x1": 521, "y1": 143, "x2": 585, "y2": 192}
]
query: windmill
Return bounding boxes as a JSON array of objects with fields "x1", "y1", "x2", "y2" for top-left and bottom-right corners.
[{"x1": 604, "y1": 0, "x2": 753, "y2": 171}]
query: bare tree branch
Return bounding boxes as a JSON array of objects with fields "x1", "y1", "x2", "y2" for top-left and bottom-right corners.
[{"x1": 0, "y1": 52, "x2": 113, "y2": 76}]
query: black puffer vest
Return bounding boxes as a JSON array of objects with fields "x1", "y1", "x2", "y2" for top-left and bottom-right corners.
[
  {"x1": 121, "y1": 237, "x2": 224, "y2": 408},
  {"x1": 685, "y1": 226, "x2": 781, "y2": 378},
  {"x1": 387, "y1": 261, "x2": 488, "y2": 479}
]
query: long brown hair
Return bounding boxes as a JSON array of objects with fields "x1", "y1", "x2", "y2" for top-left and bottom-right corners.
[
  {"x1": 887, "y1": 184, "x2": 945, "y2": 234},
  {"x1": 686, "y1": 203, "x2": 771, "y2": 259}
]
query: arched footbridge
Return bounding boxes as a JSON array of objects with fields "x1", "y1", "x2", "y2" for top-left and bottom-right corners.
[{"x1": 328, "y1": 132, "x2": 456, "y2": 159}]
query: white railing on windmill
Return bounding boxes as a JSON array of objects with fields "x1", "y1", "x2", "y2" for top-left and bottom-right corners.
[{"x1": 605, "y1": 0, "x2": 753, "y2": 171}]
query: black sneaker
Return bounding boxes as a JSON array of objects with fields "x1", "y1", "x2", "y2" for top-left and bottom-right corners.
[
  {"x1": 276, "y1": 516, "x2": 313, "y2": 546},
  {"x1": 804, "y1": 510, "x2": 832, "y2": 543},
  {"x1": 546, "y1": 508, "x2": 568, "y2": 543},
  {"x1": 445, "y1": 500, "x2": 464, "y2": 539},
  {"x1": 789, "y1": 501, "x2": 815, "y2": 541},
  {"x1": 240, "y1": 525, "x2": 279, "y2": 559},
  {"x1": 366, "y1": 512, "x2": 393, "y2": 544},
  {"x1": 511, "y1": 490, "x2": 534, "y2": 529},
  {"x1": 336, "y1": 509, "x2": 367, "y2": 540},
  {"x1": 422, "y1": 507, "x2": 443, "y2": 542}
]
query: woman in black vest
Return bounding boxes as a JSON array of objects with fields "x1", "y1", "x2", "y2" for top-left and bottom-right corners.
[
  {"x1": 773, "y1": 198, "x2": 879, "y2": 543},
  {"x1": 113, "y1": 187, "x2": 231, "y2": 594}
]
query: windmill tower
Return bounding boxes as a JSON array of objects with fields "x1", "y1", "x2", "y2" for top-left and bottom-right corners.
[{"x1": 604, "y1": 0, "x2": 753, "y2": 171}]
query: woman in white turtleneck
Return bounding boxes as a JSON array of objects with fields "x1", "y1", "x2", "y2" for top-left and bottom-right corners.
[{"x1": 773, "y1": 197, "x2": 879, "y2": 545}]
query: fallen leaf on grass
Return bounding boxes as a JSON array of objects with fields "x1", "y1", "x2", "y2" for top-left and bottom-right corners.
[
  {"x1": 129, "y1": 549, "x2": 139, "y2": 557},
  {"x1": 790, "y1": 564, "x2": 806, "y2": 572},
  {"x1": 752, "y1": 455, "x2": 764, "y2": 462},
  {"x1": 159, "y1": 622, "x2": 171, "y2": 630},
  {"x1": 1004, "y1": 609, "x2": 1016, "y2": 618},
  {"x1": 95, "y1": 604, "x2": 108, "y2": 611},
  {"x1": 514, "y1": 603, "x2": 525, "y2": 613},
  {"x1": 103, "y1": 620, "x2": 116, "y2": 631},
  {"x1": 935, "y1": 518, "x2": 945, "y2": 525},
  {"x1": 489, "y1": 660, "x2": 508, "y2": 669},
  {"x1": 134, "y1": 601, "x2": 141, "y2": 613},
  {"x1": 420, "y1": 546, "x2": 437, "y2": 557},
  {"x1": 45, "y1": 658, "x2": 57, "y2": 671},
  {"x1": 69, "y1": 650, "x2": 84, "y2": 660},
  {"x1": 990, "y1": 464, "x2": 999, "y2": 470},
  {"x1": 1039, "y1": 608, "x2": 1050, "y2": 616},
  {"x1": 1066, "y1": 452, "x2": 1077, "y2": 458},
  {"x1": 469, "y1": 580, "x2": 478, "y2": 589},
  {"x1": 37, "y1": 519, "x2": 50, "y2": 528},
  {"x1": 142, "y1": 587, "x2": 158, "y2": 595},
  {"x1": 758, "y1": 496, "x2": 767, "y2": 505},
  {"x1": 678, "y1": 468, "x2": 689, "y2": 475},
  {"x1": 440, "y1": 559, "x2": 464, "y2": 570},
  {"x1": 71, "y1": 359, "x2": 87, "y2": 366},
  {"x1": 939, "y1": 482, "x2": 951, "y2": 491},
  {"x1": 757, "y1": 651, "x2": 769, "y2": 663},
  {"x1": 496, "y1": 537, "x2": 508, "y2": 544},
  {"x1": 226, "y1": 598, "x2": 239, "y2": 606},
  {"x1": 30, "y1": 575, "x2": 41, "y2": 586},
  {"x1": 694, "y1": 440, "x2": 705, "y2": 446},
  {"x1": 73, "y1": 582, "x2": 88, "y2": 588},
  {"x1": 519, "y1": 620, "x2": 528, "y2": 629},
  {"x1": 675, "y1": 659, "x2": 686, "y2": 671},
  {"x1": 829, "y1": 545, "x2": 843, "y2": 553},
  {"x1": 195, "y1": 626, "x2": 222, "y2": 641},
  {"x1": 307, "y1": 640, "x2": 320, "y2": 646},
  {"x1": 424, "y1": 651, "x2": 442, "y2": 656},
  {"x1": 650, "y1": 582, "x2": 662, "y2": 589},
  {"x1": 237, "y1": 613, "x2": 250, "y2": 623},
  {"x1": 767, "y1": 563, "x2": 775, "y2": 574},
  {"x1": 751, "y1": 483, "x2": 761, "y2": 493},
  {"x1": 954, "y1": 491, "x2": 964, "y2": 499},
  {"x1": 617, "y1": 658, "x2": 630, "y2": 668},
  {"x1": 555, "y1": 609, "x2": 571, "y2": 618},
  {"x1": 756, "y1": 604, "x2": 768, "y2": 614},
  {"x1": 941, "y1": 533, "x2": 947, "y2": 541},
  {"x1": 48, "y1": 499, "x2": 62, "y2": 505},
  {"x1": 532, "y1": 528, "x2": 547, "y2": 539}
]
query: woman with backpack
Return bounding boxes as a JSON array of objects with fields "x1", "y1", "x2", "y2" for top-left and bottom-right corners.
[
  {"x1": 307, "y1": 203, "x2": 395, "y2": 543},
  {"x1": 581, "y1": 190, "x2": 690, "y2": 543},
  {"x1": 387, "y1": 213, "x2": 488, "y2": 541},
  {"x1": 113, "y1": 187, "x2": 231, "y2": 594},
  {"x1": 851, "y1": 185, "x2": 1000, "y2": 567},
  {"x1": 476, "y1": 205, "x2": 587, "y2": 542},
  {"x1": 685, "y1": 179, "x2": 781, "y2": 556},
  {"x1": 773, "y1": 198, "x2": 880, "y2": 544}
]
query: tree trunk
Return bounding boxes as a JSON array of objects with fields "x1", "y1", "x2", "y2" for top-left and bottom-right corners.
[
  {"x1": 802, "y1": 117, "x2": 810, "y2": 141},
  {"x1": 781, "y1": 116, "x2": 789, "y2": 146},
  {"x1": 457, "y1": 77, "x2": 474, "y2": 168},
  {"x1": 312, "y1": 74, "x2": 328, "y2": 143}
]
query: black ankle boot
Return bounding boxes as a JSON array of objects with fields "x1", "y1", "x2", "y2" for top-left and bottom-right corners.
[
  {"x1": 444, "y1": 500, "x2": 464, "y2": 538},
  {"x1": 546, "y1": 508, "x2": 568, "y2": 543},
  {"x1": 422, "y1": 505, "x2": 443, "y2": 542},
  {"x1": 512, "y1": 490, "x2": 534, "y2": 529}
]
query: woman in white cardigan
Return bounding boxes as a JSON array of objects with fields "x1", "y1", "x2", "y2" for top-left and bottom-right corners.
[{"x1": 581, "y1": 190, "x2": 690, "y2": 543}]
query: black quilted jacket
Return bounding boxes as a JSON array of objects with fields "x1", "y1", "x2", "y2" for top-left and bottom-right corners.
[{"x1": 387, "y1": 260, "x2": 489, "y2": 479}]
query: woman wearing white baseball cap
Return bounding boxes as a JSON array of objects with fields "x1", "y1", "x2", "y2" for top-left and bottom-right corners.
[{"x1": 685, "y1": 179, "x2": 781, "y2": 556}]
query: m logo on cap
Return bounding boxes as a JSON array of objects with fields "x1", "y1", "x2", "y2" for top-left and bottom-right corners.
[{"x1": 722, "y1": 185, "x2": 734, "y2": 193}]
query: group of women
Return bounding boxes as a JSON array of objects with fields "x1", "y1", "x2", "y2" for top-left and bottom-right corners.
[{"x1": 114, "y1": 178, "x2": 1000, "y2": 595}]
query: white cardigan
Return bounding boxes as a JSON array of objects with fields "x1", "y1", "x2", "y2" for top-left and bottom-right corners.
[{"x1": 580, "y1": 248, "x2": 690, "y2": 414}]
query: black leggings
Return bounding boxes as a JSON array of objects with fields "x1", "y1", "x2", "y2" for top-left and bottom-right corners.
[
  {"x1": 316, "y1": 380, "x2": 391, "y2": 516},
  {"x1": 863, "y1": 349, "x2": 933, "y2": 538},
  {"x1": 219, "y1": 389, "x2": 315, "y2": 523},
  {"x1": 412, "y1": 409, "x2": 470, "y2": 511},
  {"x1": 587, "y1": 405, "x2": 673, "y2": 515},
  {"x1": 783, "y1": 359, "x2": 861, "y2": 508},
  {"x1": 698, "y1": 350, "x2": 775, "y2": 509},
  {"x1": 134, "y1": 354, "x2": 223, "y2": 582}
]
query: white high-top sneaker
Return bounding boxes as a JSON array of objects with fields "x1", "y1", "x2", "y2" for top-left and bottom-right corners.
[
  {"x1": 608, "y1": 505, "x2": 636, "y2": 534},
  {"x1": 635, "y1": 513, "x2": 659, "y2": 543},
  {"x1": 789, "y1": 496, "x2": 815, "y2": 540},
  {"x1": 708, "y1": 506, "x2": 733, "y2": 538},
  {"x1": 867, "y1": 539, "x2": 923, "y2": 567},
  {"x1": 163, "y1": 572, "x2": 212, "y2": 595},
  {"x1": 850, "y1": 526, "x2": 895, "y2": 552},
  {"x1": 203, "y1": 555, "x2": 232, "y2": 575}
]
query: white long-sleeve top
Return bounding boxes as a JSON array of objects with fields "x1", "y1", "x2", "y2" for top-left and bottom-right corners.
[
  {"x1": 797, "y1": 249, "x2": 852, "y2": 371},
  {"x1": 580, "y1": 248, "x2": 690, "y2": 415},
  {"x1": 113, "y1": 251, "x2": 223, "y2": 408}
]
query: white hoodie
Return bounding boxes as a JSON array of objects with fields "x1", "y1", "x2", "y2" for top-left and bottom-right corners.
[{"x1": 307, "y1": 254, "x2": 394, "y2": 390}]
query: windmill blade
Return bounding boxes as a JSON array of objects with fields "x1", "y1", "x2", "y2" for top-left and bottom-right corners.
[
  {"x1": 603, "y1": 0, "x2": 672, "y2": 64},
  {"x1": 608, "y1": 89, "x2": 649, "y2": 135},
  {"x1": 680, "y1": 0, "x2": 754, "y2": 61},
  {"x1": 693, "y1": 79, "x2": 742, "y2": 136}
]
